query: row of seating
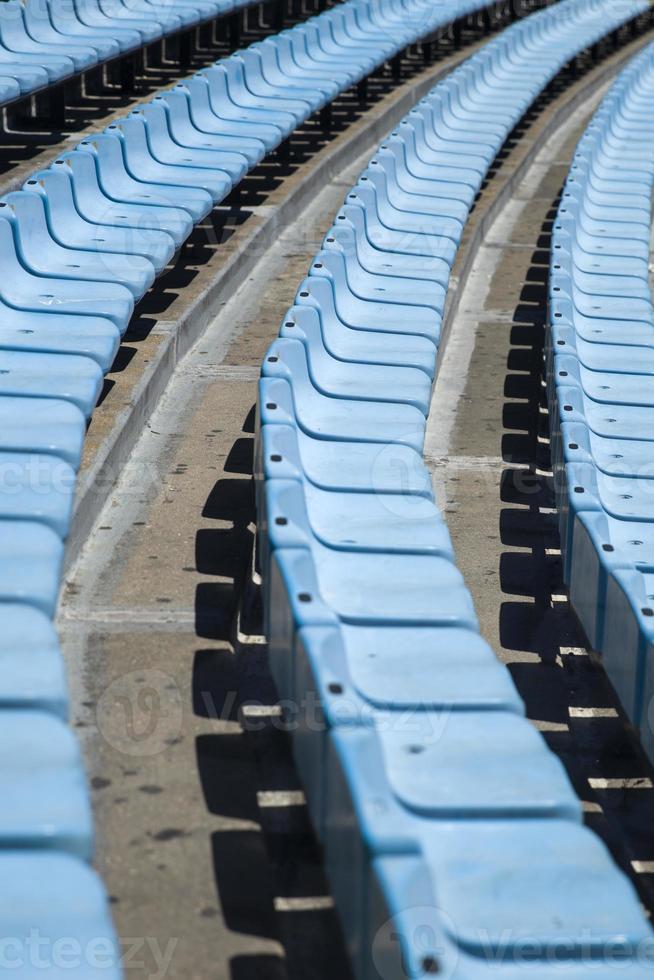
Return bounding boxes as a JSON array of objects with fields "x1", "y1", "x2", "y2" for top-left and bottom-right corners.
[
  {"x1": 0, "y1": 0, "x2": 508, "y2": 972},
  {"x1": 1, "y1": 0, "x2": 507, "y2": 613},
  {"x1": 254, "y1": 0, "x2": 654, "y2": 977},
  {"x1": 0, "y1": 0, "x2": 259, "y2": 111},
  {"x1": 548, "y1": 43, "x2": 654, "y2": 766}
]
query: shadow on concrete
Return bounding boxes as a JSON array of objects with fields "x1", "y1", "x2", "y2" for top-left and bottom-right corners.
[{"x1": 191, "y1": 406, "x2": 353, "y2": 980}]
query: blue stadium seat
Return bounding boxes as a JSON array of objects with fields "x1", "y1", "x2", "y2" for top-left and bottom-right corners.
[
  {"x1": 0, "y1": 216, "x2": 134, "y2": 329},
  {"x1": 0, "y1": 604, "x2": 68, "y2": 717},
  {"x1": 24, "y1": 170, "x2": 176, "y2": 276},
  {"x1": 3, "y1": 192, "x2": 156, "y2": 300},
  {"x1": 0, "y1": 299, "x2": 121, "y2": 374},
  {"x1": 53, "y1": 151, "x2": 194, "y2": 251},
  {"x1": 2, "y1": 0, "x2": 652, "y2": 971},
  {"x1": 0, "y1": 711, "x2": 92, "y2": 857},
  {"x1": 0, "y1": 852, "x2": 121, "y2": 979},
  {"x1": 291, "y1": 625, "x2": 524, "y2": 823},
  {"x1": 0, "y1": 395, "x2": 86, "y2": 469},
  {"x1": 548, "y1": 44, "x2": 654, "y2": 769},
  {"x1": 253, "y1": 2, "x2": 654, "y2": 976},
  {"x1": 293, "y1": 277, "x2": 439, "y2": 375},
  {"x1": 75, "y1": 133, "x2": 214, "y2": 223},
  {"x1": 0, "y1": 451, "x2": 75, "y2": 539},
  {"x1": 0, "y1": 0, "x2": 105, "y2": 72},
  {"x1": 279, "y1": 307, "x2": 433, "y2": 412},
  {"x1": 0, "y1": 349, "x2": 103, "y2": 419},
  {"x1": 0, "y1": 521, "x2": 63, "y2": 616},
  {"x1": 44, "y1": 0, "x2": 142, "y2": 53}
]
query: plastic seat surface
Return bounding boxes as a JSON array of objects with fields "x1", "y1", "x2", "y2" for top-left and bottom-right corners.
[
  {"x1": 0, "y1": 603, "x2": 68, "y2": 716},
  {"x1": 0, "y1": 852, "x2": 121, "y2": 979},
  {"x1": 0, "y1": 710, "x2": 92, "y2": 857}
]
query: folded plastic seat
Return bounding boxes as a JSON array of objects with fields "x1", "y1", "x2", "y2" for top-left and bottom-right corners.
[
  {"x1": 54, "y1": 150, "x2": 195, "y2": 251},
  {"x1": 127, "y1": 105, "x2": 248, "y2": 184},
  {"x1": 368, "y1": 822, "x2": 654, "y2": 980},
  {"x1": 25, "y1": 170, "x2": 176, "y2": 277},
  {"x1": 0, "y1": 349, "x2": 103, "y2": 419},
  {"x1": 265, "y1": 543, "x2": 478, "y2": 700},
  {"x1": 46, "y1": 0, "x2": 142, "y2": 51},
  {"x1": 279, "y1": 307, "x2": 433, "y2": 413},
  {"x1": 265, "y1": 477, "x2": 450, "y2": 564},
  {"x1": 256, "y1": 414, "x2": 433, "y2": 505},
  {"x1": 0, "y1": 0, "x2": 97, "y2": 71},
  {"x1": 0, "y1": 852, "x2": 121, "y2": 979},
  {"x1": 0, "y1": 604, "x2": 68, "y2": 717},
  {"x1": 75, "y1": 134, "x2": 214, "y2": 223},
  {"x1": 293, "y1": 277, "x2": 438, "y2": 376},
  {"x1": 150, "y1": 91, "x2": 267, "y2": 167},
  {"x1": 290, "y1": 623, "x2": 524, "y2": 826},
  {"x1": 0, "y1": 520, "x2": 63, "y2": 616},
  {"x1": 261, "y1": 341, "x2": 428, "y2": 452},
  {"x1": 0, "y1": 710, "x2": 92, "y2": 856},
  {"x1": 0, "y1": 217, "x2": 133, "y2": 331},
  {"x1": 177, "y1": 78, "x2": 284, "y2": 153},
  {"x1": 2, "y1": 192, "x2": 156, "y2": 301},
  {"x1": 105, "y1": 118, "x2": 233, "y2": 205},
  {"x1": 0, "y1": 393, "x2": 86, "y2": 470},
  {"x1": 22, "y1": 0, "x2": 118, "y2": 60},
  {"x1": 0, "y1": 449, "x2": 75, "y2": 540},
  {"x1": 0, "y1": 299, "x2": 120, "y2": 373}
]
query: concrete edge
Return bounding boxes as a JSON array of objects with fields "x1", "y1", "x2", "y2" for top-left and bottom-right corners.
[{"x1": 65, "y1": 22, "x2": 654, "y2": 572}]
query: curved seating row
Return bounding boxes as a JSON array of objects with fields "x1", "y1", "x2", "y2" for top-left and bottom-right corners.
[
  {"x1": 0, "y1": 0, "x2": 508, "y2": 972},
  {"x1": 253, "y1": 0, "x2": 654, "y2": 977},
  {"x1": 547, "y1": 43, "x2": 654, "y2": 766},
  {"x1": 0, "y1": 0, "x2": 505, "y2": 609},
  {"x1": 0, "y1": 0, "x2": 259, "y2": 111},
  {"x1": 0, "y1": 0, "x2": 497, "y2": 112}
]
